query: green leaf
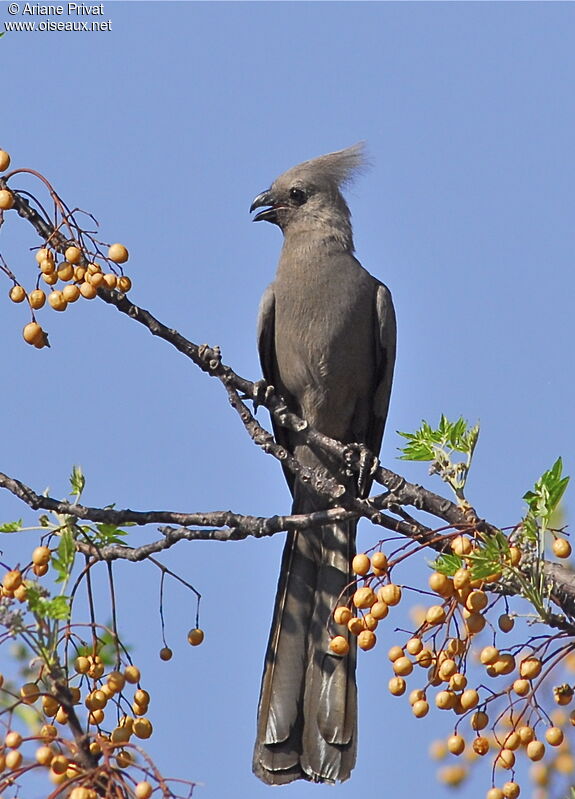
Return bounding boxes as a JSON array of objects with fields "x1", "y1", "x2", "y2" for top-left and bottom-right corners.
[
  {"x1": 467, "y1": 538, "x2": 506, "y2": 580},
  {"x1": 80, "y1": 523, "x2": 127, "y2": 548},
  {"x1": 0, "y1": 519, "x2": 23, "y2": 532},
  {"x1": 429, "y1": 553, "x2": 464, "y2": 576},
  {"x1": 523, "y1": 458, "x2": 570, "y2": 532},
  {"x1": 26, "y1": 586, "x2": 71, "y2": 620},
  {"x1": 69, "y1": 464, "x2": 85, "y2": 497},
  {"x1": 51, "y1": 528, "x2": 76, "y2": 583},
  {"x1": 398, "y1": 416, "x2": 480, "y2": 460}
]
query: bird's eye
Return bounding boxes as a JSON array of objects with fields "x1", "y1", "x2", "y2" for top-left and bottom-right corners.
[{"x1": 289, "y1": 187, "x2": 307, "y2": 205}]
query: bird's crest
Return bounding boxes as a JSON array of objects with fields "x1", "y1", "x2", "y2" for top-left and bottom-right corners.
[{"x1": 283, "y1": 143, "x2": 368, "y2": 191}]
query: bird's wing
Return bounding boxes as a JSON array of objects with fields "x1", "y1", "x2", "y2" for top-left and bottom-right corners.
[
  {"x1": 257, "y1": 283, "x2": 296, "y2": 496},
  {"x1": 362, "y1": 280, "x2": 396, "y2": 494}
]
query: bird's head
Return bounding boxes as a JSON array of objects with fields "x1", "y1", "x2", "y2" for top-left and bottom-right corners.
[{"x1": 250, "y1": 143, "x2": 367, "y2": 247}]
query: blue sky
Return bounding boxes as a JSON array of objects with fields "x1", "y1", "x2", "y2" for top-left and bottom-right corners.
[{"x1": 1, "y1": 2, "x2": 574, "y2": 797}]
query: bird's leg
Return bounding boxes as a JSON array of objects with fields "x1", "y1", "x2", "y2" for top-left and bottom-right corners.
[
  {"x1": 343, "y1": 443, "x2": 379, "y2": 498},
  {"x1": 252, "y1": 379, "x2": 275, "y2": 413}
]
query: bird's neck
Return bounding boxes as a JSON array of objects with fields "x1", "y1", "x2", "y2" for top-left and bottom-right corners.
[{"x1": 281, "y1": 222, "x2": 355, "y2": 257}]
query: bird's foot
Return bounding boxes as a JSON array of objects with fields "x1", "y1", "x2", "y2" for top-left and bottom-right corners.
[
  {"x1": 252, "y1": 379, "x2": 275, "y2": 412},
  {"x1": 343, "y1": 443, "x2": 379, "y2": 496}
]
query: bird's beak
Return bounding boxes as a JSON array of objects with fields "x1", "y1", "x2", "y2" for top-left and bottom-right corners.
[{"x1": 250, "y1": 189, "x2": 281, "y2": 223}]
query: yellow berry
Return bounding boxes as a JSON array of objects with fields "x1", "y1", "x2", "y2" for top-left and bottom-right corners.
[
  {"x1": 498, "y1": 614, "x2": 514, "y2": 632},
  {"x1": 80, "y1": 282, "x2": 97, "y2": 299},
  {"x1": 447, "y1": 734, "x2": 465, "y2": 755},
  {"x1": 497, "y1": 748, "x2": 515, "y2": 769},
  {"x1": 357, "y1": 629, "x2": 376, "y2": 651},
  {"x1": 388, "y1": 645, "x2": 404, "y2": 662},
  {"x1": 3, "y1": 570, "x2": 22, "y2": 591},
  {"x1": 108, "y1": 243, "x2": 129, "y2": 263},
  {"x1": 55, "y1": 706, "x2": 68, "y2": 724},
  {"x1": 0, "y1": 149, "x2": 11, "y2": 171},
  {"x1": 89, "y1": 709, "x2": 105, "y2": 725},
  {"x1": 110, "y1": 725, "x2": 131, "y2": 743},
  {"x1": 9, "y1": 285, "x2": 26, "y2": 303},
  {"x1": 519, "y1": 657, "x2": 542, "y2": 679},
  {"x1": 449, "y1": 672, "x2": 467, "y2": 691},
  {"x1": 88, "y1": 271, "x2": 104, "y2": 287},
  {"x1": 57, "y1": 262, "x2": 74, "y2": 282},
  {"x1": 32, "y1": 545, "x2": 50, "y2": 565},
  {"x1": 363, "y1": 613, "x2": 378, "y2": 631},
  {"x1": 512, "y1": 678, "x2": 530, "y2": 696},
  {"x1": 406, "y1": 637, "x2": 423, "y2": 655},
  {"x1": 5, "y1": 730, "x2": 23, "y2": 748},
  {"x1": 412, "y1": 699, "x2": 429, "y2": 718},
  {"x1": 347, "y1": 616, "x2": 365, "y2": 635},
  {"x1": 438, "y1": 659, "x2": 457, "y2": 681},
  {"x1": 502, "y1": 782, "x2": 520, "y2": 799},
  {"x1": 329, "y1": 635, "x2": 349, "y2": 656},
  {"x1": 428, "y1": 571, "x2": 454, "y2": 597},
  {"x1": 65, "y1": 246, "x2": 82, "y2": 264},
  {"x1": 0, "y1": 188, "x2": 15, "y2": 209},
  {"x1": 20, "y1": 681, "x2": 40, "y2": 703},
  {"x1": 135, "y1": 782, "x2": 153, "y2": 799},
  {"x1": 117, "y1": 275, "x2": 132, "y2": 292},
  {"x1": 370, "y1": 601, "x2": 389, "y2": 620},
  {"x1": 466, "y1": 612, "x2": 486, "y2": 634},
  {"x1": 48, "y1": 291, "x2": 67, "y2": 311},
  {"x1": 471, "y1": 711, "x2": 489, "y2": 731},
  {"x1": 393, "y1": 656, "x2": 413, "y2": 676},
  {"x1": 451, "y1": 535, "x2": 473, "y2": 555},
  {"x1": 416, "y1": 648, "x2": 434, "y2": 668},
  {"x1": 27, "y1": 289, "x2": 46, "y2": 310},
  {"x1": 409, "y1": 688, "x2": 426, "y2": 705},
  {"x1": 486, "y1": 790, "x2": 504, "y2": 799},
  {"x1": 62, "y1": 284, "x2": 80, "y2": 303},
  {"x1": 480, "y1": 646, "x2": 499, "y2": 665},
  {"x1": 508, "y1": 547, "x2": 522, "y2": 567},
  {"x1": 460, "y1": 689, "x2": 479, "y2": 710},
  {"x1": 40, "y1": 724, "x2": 57, "y2": 740},
  {"x1": 545, "y1": 725, "x2": 564, "y2": 746},
  {"x1": 371, "y1": 551, "x2": 388, "y2": 571},
  {"x1": 42, "y1": 272, "x2": 58, "y2": 285},
  {"x1": 188, "y1": 628, "x2": 205, "y2": 646},
  {"x1": 5, "y1": 749, "x2": 23, "y2": 769},
  {"x1": 378, "y1": 583, "x2": 401, "y2": 606},
  {"x1": 526, "y1": 739, "x2": 545, "y2": 760},
  {"x1": 116, "y1": 749, "x2": 133, "y2": 767},
  {"x1": 493, "y1": 654, "x2": 516, "y2": 675},
  {"x1": 453, "y1": 568, "x2": 471, "y2": 590},
  {"x1": 133, "y1": 717, "x2": 153, "y2": 739},
  {"x1": 425, "y1": 604, "x2": 446, "y2": 625},
  {"x1": 35, "y1": 745, "x2": 54, "y2": 765},
  {"x1": 466, "y1": 590, "x2": 488, "y2": 612},
  {"x1": 388, "y1": 677, "x2": 406, "y2": 696},
  {"x1": 553, "y1": 538, "x2": 571, "y2": 558},
  {"x1": 352, "y1": 553, "x2": 370, "y2": 575},
  {"x1": 50, "y1": 754, "x2": 69, "y2": 775},
  {"x1": 435, "y1": 690, "x2": 456, "y2": 710},
  {"x1": 353, "y1": 586, "x2": 376, "y2": 609},
  {"x1": 473, "y1": 737, "x2": 490, "y2": 756},
  {"x1": 74, "y1": 656, "x2": 90, "y2": 674}
]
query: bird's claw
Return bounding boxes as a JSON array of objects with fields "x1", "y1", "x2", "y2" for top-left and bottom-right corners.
[{"x1": 253, "y1": 379, "x2": 274, "y2": 413}]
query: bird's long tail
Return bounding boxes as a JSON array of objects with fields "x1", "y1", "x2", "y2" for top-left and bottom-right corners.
[{"x1": 253, "y1": 507, "x2": 357, "y2": 785}]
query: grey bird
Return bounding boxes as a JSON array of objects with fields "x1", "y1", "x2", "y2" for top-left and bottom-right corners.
[{"x1": 251, "y1": 144, "x2": 396, "y2": 785}]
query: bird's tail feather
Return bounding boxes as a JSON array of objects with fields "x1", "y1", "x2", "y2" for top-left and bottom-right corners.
[{"x1": 253, "y1": 514, "x2": 357, "y2": 785}]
